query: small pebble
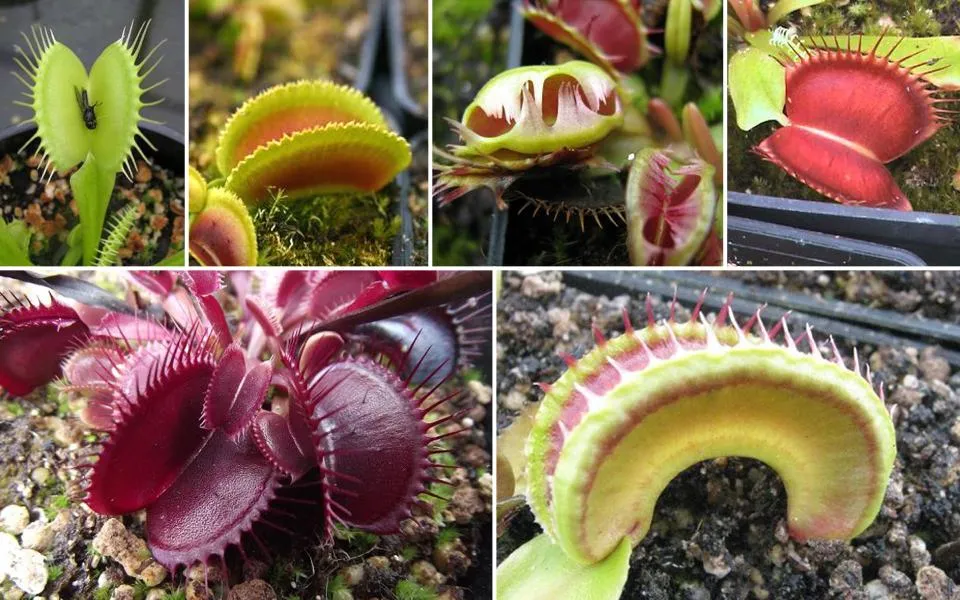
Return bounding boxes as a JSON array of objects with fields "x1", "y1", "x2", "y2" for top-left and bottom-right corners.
[
  {"x1": 501, "y1": 389, "x2": 527, "y2": 412},
  {"x1": 915, "y1": 566, "x2": 956, "y2": 599},
  {"x1": 29, "y1": 467, "x2": 50, "y2": 487},
  {"x1": 338, "y1": 563, "x2": 364, "y2": 587},
  {"x1": 829, "y1": 559, "x2": 863, "y2": 592},
  {"x1": 879, "y1": 565, "x2": 913, "y2": 596},
  {"x1": 226, "y1": 579, "x2": 276, "y2": 600},
  {"x1": 520, "y1": 274, "x2": 561, "y2": 298},
  {"x1": 185, "y1": 579, "x2": 210, "y2": 600},
  {"x1": 864, "y1": 580, "x2": 891, "y2": 600},
  {"x1": 919, "y1": 348, "x2": 950, "y2": 382},
  {"x1": 20, "y1": 521, "x2": 54, "y2": 552},
  {"x1": 0, "y1": 533, "x2": 18, "y2": 580},
  {"x1": 111, "y1": 585, "x2": 136, "y2": 600},
  {"x1": 466, "y1": 380, "x2": 491, "y2": 405},
  {"x1": 910, "y1": 536, "x2": 932, "y2": 570},
  {"x1": 8, "y1": 548, "x2": 47, "y2": 595},
  {"x1": 92, "y1": 519, "x2": 167, "y2": 587},
  {"x1": 411, "y1": 560, "x2": 444, "y2": 588},
  {"x1": 0, "y1": 507, "x2": 30, "y2": 536},
  {"x1": 701, "y1": 552, "x2": 731, "y2": 578}
]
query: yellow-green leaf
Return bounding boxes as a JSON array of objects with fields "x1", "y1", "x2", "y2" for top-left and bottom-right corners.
[{"x1": 729, "y1": 47, "x2": 788, "y2": 130}]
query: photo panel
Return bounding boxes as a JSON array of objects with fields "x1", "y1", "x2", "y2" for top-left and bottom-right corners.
[
  {"x1": 0, "y1": 269, "x2": 493, "y2": 598},
  {"x1": 497, "y1": 270, "x2": 960, "y2": 598},
  {"x1": 432, "y1": 1, "x2": 723, "y2": 267},
  {"x1": 728, "y1": 1, "x2": 960, "y2": 266},
  {"x1": 0, "y1": 0, "x2": 186, "y2": 267},
  {"x1": 188, "y1": 0, "x2": 428, "y2": 267}
]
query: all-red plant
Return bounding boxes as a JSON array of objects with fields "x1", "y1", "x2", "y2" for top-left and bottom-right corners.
[{"x1": 0, "y1": 271, "x2": 491, "y2": 573}]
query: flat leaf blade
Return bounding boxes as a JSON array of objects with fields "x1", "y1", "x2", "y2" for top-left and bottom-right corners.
[
  {"x1": 729, "y1": 47, "x2": 788, "y2": 130},
  {"x1": 497, "y1": 534, "x2": 630, "y2": 600}
]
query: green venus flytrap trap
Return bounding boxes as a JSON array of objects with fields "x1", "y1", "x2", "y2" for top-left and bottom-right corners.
[
  {"x1": 189, "y1": 80, "x2": 411, "y2": 266},
  {"x1": 498, "y1": 293, "x2": 897, "y2": 600},
  {"x1": 12, "y1": 22, "x2": 168, "y2": 266}
]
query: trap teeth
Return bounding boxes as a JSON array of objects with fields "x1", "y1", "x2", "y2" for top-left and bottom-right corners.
[
  {"x1": 214, "y1": 80, "x2": 409, "y2": 200},
  {"x1": 225, "y1": 122, "x2": 411, "y2": 204}
]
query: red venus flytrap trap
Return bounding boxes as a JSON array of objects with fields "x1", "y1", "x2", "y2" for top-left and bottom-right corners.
[
  {"x1": 521, "y1": 0, "x2": 655, "y2": 75},
  {"x1": 755, "y1": 33, "x2": 956, "y2": 210},
  {"x1": 498, "y1": 292, "x2": 897, "y2": 600},
  {"x1": 0, "y1": 271, "x2": 491, "y2": 576}
]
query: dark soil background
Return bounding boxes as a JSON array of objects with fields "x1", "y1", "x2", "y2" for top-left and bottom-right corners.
[{"x1": 498, "y1": 270, "x2": 960, "y2": 599}]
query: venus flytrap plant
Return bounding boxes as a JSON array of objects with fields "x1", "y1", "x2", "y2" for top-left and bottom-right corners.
[
  {"x1": 625, "y1": 149, "x2": 716, "y2": 266},
  {"x1": 0, "y1": 271, "x2": 491, "y2": 576},
  {"x1": 189, "y1": 81, "x2": 411, "y2": 266},
  {"x1": 434, "y1": 61, "x2": 623, "y2": 210},
  {"x1": 498, "y1": 292, "x2": 897, "y2": 600},
  {"x1": 626, "y1": 100, "x2": 722, "y2": 266},
  {"x1": 13, "y1": 23, "x2": 168, "y2": 265},
  {"x1": 730, "y1": 29, "x2": 959, "y2": 210}
]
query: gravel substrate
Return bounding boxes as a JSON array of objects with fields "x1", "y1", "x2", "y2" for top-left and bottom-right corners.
[{"x1": 497, "y1": 270, "x2": 960, "y2": 600}]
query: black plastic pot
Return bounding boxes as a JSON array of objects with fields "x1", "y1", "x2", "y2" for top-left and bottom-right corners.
[
  {"x1": 728, "y1": 192, "x2": 960, "y2": 267},
  {"x1": 561, "y1": 270, "x2": 960, "y2": 366},
  {"x1": 0, "y1": 121, "x2": 185, "y2": 265},
  {"x1": 728, "y1": 215, "x2": 926, "y2": 267},
  {"x1": 356, "y1": 0, "x2": 427, "y2": 266}
]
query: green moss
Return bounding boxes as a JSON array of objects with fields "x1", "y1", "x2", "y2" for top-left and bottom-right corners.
[
  {"x1": 163, "y1": 591, "x2": 186, "y2": 600},
  {"x1": 432, "y1": 223, "x2": 482, "y2": 267},
  {"x1": 437, "y1": 527, "x2": 461, "y2": 546},
  {"x1": 400, "y1": 545, "x2": 419, "y2": 562},
  {"x1": 327, "y1": 574, "x2": 349, "y2": 596},
  {"x1": 44, "y1": 494, "x2": 71, "y2": 520},
  {"x1": 461, "y1": 367, "x2": 483, "y2": 382},
  {"x1": 332, "y1": 524, "x2": 380, "y2": 553},
  {"x1": 266, "y1": 555, "x2": 314, "y2": 596},
  {"x1": 5, "y1": 402, "x2": 24, "y2": 417},
  {"x1": 132, "y1": 580, "x2": 151, "y2": 600},
  {"x1": 94, "y1": 586, "x2": 114, "y2": 600},
  {"x1": 395, "y1": 579, "x2": 438, "y2": 600},
  {"x1": 434, "y1": 0, "x2": 495, "y2": 46},
  {"x1": 47, "y1": 564, "x2": 64, "y2": 582},
  {"x1": 252, "y1": 189, "x2": 400, "y2": 266}
]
